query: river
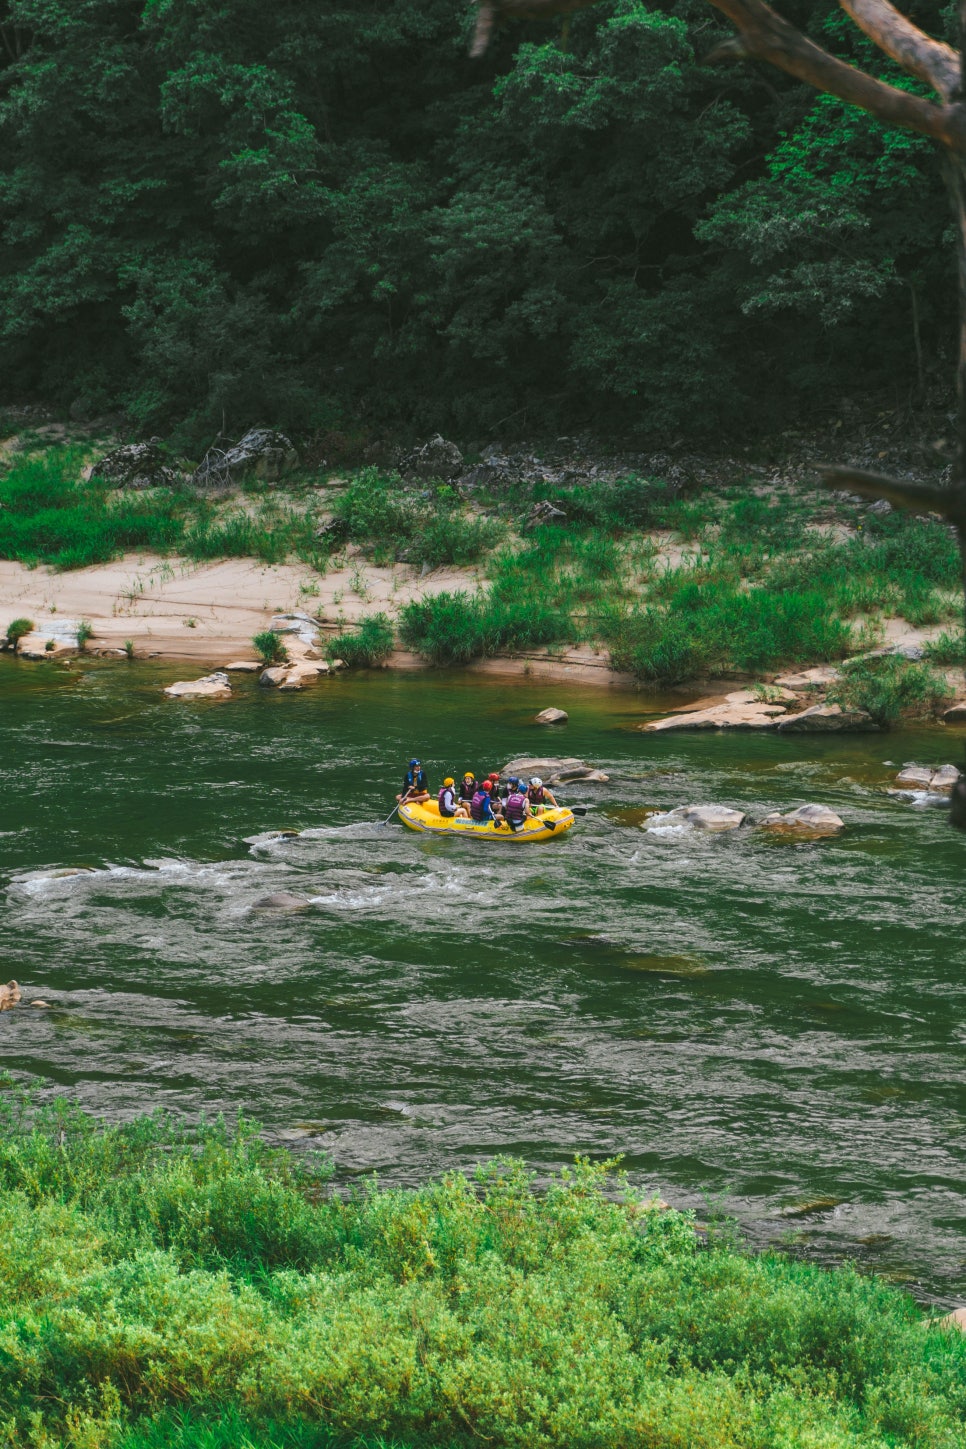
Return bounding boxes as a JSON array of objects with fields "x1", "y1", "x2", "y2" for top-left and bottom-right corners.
[{"x1": 1, "y1": 656, "x2": 963, "y2": 1306}]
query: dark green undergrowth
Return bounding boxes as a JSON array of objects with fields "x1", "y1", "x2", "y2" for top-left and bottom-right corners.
[{"x1": 0, "y1": 1086, "x2": 962, "y2": 1449}]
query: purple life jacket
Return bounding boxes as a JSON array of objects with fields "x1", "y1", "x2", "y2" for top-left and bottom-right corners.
[
  {"x1": 438, "y1": 786, "x2": 457, "y2": 818},
  {"x1": 470, "y1": 790, "x2": 489, "y2": 822},
  {"x1": 528, "y1": 785, "x2": 546, "y2": 806},
  {"x1": 505, "y1": 791, "x2": 527, "y2": 822}
]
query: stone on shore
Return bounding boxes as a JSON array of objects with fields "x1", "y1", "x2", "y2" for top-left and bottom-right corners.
[
  {"x1": 646, "y1": 805, "x2": 745, "y2": 833},
  {"x1": 758, "y1": 804, "x2": 845, "y2": 837},
  {"x1": 90, "y1": 438, "x2": 183, "y2": 490},
  {"x1": 164, "y1": 672, "x2": 231, "y2": 699},
  {"x1": 16, "y1": 618, "x2": 85, "y2": 658},
  {"x1": 773, "y1": 666, "x2": 841, "y2": 690},
  {"x1": 777, "y1": 704, "x2": 878, "y2": 732},
  {"x1": 535, "y1": 707, "x2": 568, "y2": 725},
  {"x1": 221, "y1": 428, "x2": 298, "y2": 482},
  {"x1": 223, "y1": 660, "x2": 261, "y2": 673},
  {"x1": 502, "y1": 756, "x2": 609, "y2": 785}
]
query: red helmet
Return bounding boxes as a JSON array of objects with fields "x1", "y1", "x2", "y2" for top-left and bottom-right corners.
[{"x1": 481, "y1": 781, "x2": 493, "y2": 792}]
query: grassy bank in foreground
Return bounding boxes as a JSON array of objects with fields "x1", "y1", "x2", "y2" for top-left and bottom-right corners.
[{"x1": 0, "y1": 1089, "x2": 962, "y2": 1449}]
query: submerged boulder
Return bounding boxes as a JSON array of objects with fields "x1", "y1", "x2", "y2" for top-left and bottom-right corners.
[
  {"x1": 646, "y1": 805, "x2": 745, "y2": 833},
  {"x1": 164, "y1": 672, "x2": 231, "y2": 699},
  {"x1": 758, "y1": 804, "x2": 845, "y2": 837},
  {"x1": 250, "y1": 892, "x2": 311, "y2": 912},
  {"x1": 90, "y1": 438, "x2": 183, "y2": 490}
]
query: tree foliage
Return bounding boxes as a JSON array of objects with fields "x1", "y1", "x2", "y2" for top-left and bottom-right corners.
[{"x1": 0, "y1": 0, "x2": 956, "y2": 441}]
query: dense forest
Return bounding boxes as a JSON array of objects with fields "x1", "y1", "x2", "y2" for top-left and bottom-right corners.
[{"x1": 0, "y1": 0, "x2": 956, "y2": 445}]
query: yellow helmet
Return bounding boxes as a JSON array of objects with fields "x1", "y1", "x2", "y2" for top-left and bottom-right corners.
[
  {"x1": 444, "y1": 777, "x2": 454, "y2": 787},
  {"x1": 463, "y1": 771, "x2": 474, "y2": 779}
]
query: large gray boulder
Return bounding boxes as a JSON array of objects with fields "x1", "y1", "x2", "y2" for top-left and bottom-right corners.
[
  {"x1": 91, "y1": 439, "x2": 183, "y2": 490},
  {"x1": 403, "y1": 434, "x2": 463, "y2": 481},
  {"x1": 216, "y1": 429, "x2": 298, "y2": 483}
]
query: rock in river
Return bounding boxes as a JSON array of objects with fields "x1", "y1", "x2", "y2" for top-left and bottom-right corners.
[
  {"x1": 164, "y1": 672, "x2": 231, "y2": 700},
  {"x1": 894, "y1": 763, "x2": 961, "y2": 793},
  {"x1": 646, "y1": 805, "x2": 746, "y2": 833},
  {"x1": 535, "y1": 707, "x2": 568, "y2": 725},
  {"x1": 758, "y1": 804, "x2": 844, "y2": 837},
  {"x1": 502, "y1": 756, "x2": 608, "y2": 784},
  {"x1": 250, "y1": 893, "x2": 311, "y2": 913},
  {"x1": 0, "y1": 981, "x2": 21, "y2": 1011}
]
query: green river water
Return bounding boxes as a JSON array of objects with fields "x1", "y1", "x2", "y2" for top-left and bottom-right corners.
[{"x1": 1, "y1": 656, "x2": 963, "y2": 1306}]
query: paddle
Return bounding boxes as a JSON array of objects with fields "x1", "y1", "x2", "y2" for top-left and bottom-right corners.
[{"x1": 381, "y1": 800, "x2": 403, "y2": 827}]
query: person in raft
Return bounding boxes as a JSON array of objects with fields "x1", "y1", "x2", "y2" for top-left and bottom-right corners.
[
  {"x1": 438, "y1": 777, "x2": 470, "y2": 819},
  {"x1": 397, "y1": 758, "x2": 430, "y2": 804},
  {"x1": 527, "y1": 776, "x2": 557, "y2": 814},
  {"x1": 503, "y1": 778, "x2": 532, "y2": 831},
  {"x1": 458, "y1": 772, "x2": 477, "y2": 802},
  {"x1": 469, "y1": 779, "x2": 498, "y2": 823}
]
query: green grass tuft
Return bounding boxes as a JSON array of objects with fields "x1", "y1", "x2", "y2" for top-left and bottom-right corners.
[
  {"x1": 252, "y1": 631, "x2": 288, "y2": 665},
  {"x1": 828, "y1": 656, "x2": 953, "y2": 727},
  {"x1": 326, "y1": 613, "x2": 395, "y2": 668}
]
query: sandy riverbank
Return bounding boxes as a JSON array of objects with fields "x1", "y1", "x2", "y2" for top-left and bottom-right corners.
[{"x1": 0, "y1": 553, "x2": 642, "y2": 685}]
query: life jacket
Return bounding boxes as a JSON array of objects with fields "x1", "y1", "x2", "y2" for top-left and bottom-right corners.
[
  {"x1": 459, "y1": 778, "x2": 476, "y2": 801},
  {"x1": 528, "y1": 785, "x2": 546, "y2": 806},
  {"x1": 470, "y1": 790, "x2": 489, "y2": 822},
  {"x1": 505, "y1": 791, "x2": 527, "y2": 823},
  {"x1": 405, "y1": 768, "x2": 427, "y2": 793},
  {"x1": 438, "y1": 786, "x2": 457, "y2": 818}
]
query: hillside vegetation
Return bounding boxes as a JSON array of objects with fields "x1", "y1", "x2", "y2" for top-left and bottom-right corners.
[
  {"x1": 0, "y1": 0, "x2": 955, "y2": 444},
  {"x1": 0, "y1": 1087, "x2": 962, "y2": 1449}
]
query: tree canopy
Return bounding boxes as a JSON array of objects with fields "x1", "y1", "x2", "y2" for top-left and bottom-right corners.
[{"x1": 0, "y1": 0, "x2": 955, "y2": 442}]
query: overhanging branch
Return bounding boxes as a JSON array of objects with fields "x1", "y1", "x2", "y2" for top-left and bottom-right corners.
[
  {"x1": 819, "y1": 465, "x2": 966, "y2": 525},
  {"x1": 840, "y1": 0, "x2": 960, "y2": 100}
]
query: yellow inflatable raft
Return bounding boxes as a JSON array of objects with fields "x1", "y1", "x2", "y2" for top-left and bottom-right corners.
[{"x1": 399, "y1": 800, "x2": 576, "y2": 842}]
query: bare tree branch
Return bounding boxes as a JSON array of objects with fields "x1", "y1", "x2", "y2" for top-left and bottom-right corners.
[
  {"x1": 819, "y1": 465, "x2": 966, "y2": 524},
  {"x1": 840, "y1": 0, "x2": 960, "y2": 100}
]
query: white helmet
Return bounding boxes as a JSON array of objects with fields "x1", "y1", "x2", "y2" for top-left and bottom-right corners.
[{"x1": 530, "y1": 776, "x2": 542, "y2": 788}]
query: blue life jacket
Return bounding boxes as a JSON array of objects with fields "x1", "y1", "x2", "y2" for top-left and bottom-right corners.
[{"x1": 404, "y1": 768, "x2": 427, "y2": 793}]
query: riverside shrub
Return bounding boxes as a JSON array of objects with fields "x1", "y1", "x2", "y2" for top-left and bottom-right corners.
[
  {"x1": 326, "y1": 613, "x2": 395, "y2": 668},
  {"x1": 0, "y1": 1093, "x2": 962, "y2": 1449}
]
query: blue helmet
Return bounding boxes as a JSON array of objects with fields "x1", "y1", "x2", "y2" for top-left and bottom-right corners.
[{"x1": 409, "y1": 758, "x2": 420, "y2": 767}]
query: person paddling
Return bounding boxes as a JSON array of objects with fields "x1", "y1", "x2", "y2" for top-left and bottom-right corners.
[
  {"x1": 527, "y1": 776, "x2": 557, "y2": 814},
  {"x1": 397, "y1": 758, "x2": 430, "y2": 804},
  {"x1": 504, "y1": 777, "x2": 531, "y2": 831}
]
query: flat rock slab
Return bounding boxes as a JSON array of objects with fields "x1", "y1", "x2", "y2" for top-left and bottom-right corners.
[
  {"x1": 773, "y1": 666, "x2": 841, "y2": 690},
  {"x1": 223, "y1": 660, "x2": 261, "y2": 672},
  {"x1": 646, "y1": 805, "x2": 746, "y2": 833},
  {"x1": 644, "y1": 703, "x2": 785, "y2": 732},
  {"x1": 503, "y1": 756, "x2": 609, "y2": 784},
  {"x1": 164, "y1": 672, "x2": 231, "y2": 699},
  {"x1": 758, "y1": 804, "x2": 845, "y2": 837},
  {"x1": 777, "y1": 704, "x2": 878, "y2": 732}
]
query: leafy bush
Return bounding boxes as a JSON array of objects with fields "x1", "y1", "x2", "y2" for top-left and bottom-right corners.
[
  {"x1": 326, "y1": 613, "x2": 395, "y2": 668},
  {"x1": 252, "y1": 630, "x2": 288, "y2": 665},
  {"x1": 607, "y1": 584, "x2": 851, "y2": 684},
  {"x1": 828, "y1": 656, "x2": 953, "y2": 726},
  {"x1": 4, "y1": 616, "x2": 34, "y2": 652},
  {"x1": 399, "y1": 589, "x2": 574, "y2": 664},
  {"x1": 0, "y1": 1090, "x2": 961, "y2": 1449},
  {"x1": 76, "y1": 618, "x2": 93, "y2": 650},
  {"x1": 330, "y1": 469, "x2": 502, "y2": 567}
]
